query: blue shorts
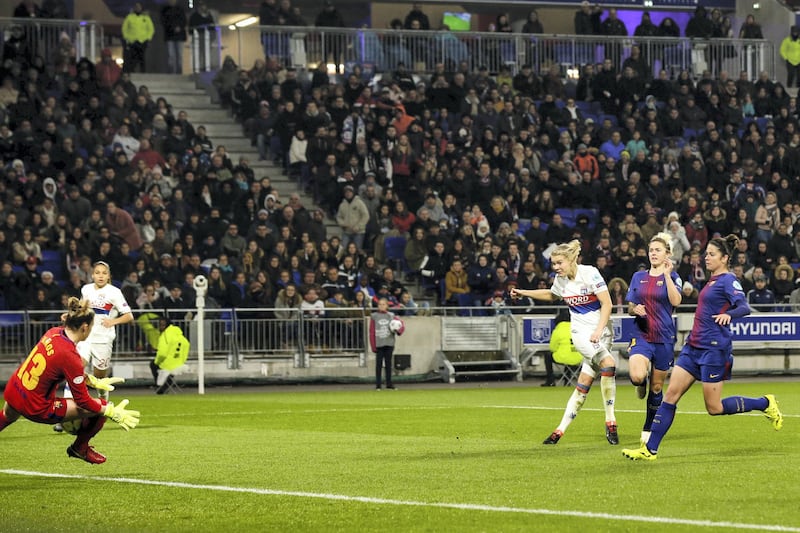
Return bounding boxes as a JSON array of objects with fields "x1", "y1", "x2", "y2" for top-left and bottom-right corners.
[
  {"x1": 628, "y1": 337, "x2": 675, "y2": 372},
  {"x1": 675, "y1": 345, "x2": 733, "y2": 383}
]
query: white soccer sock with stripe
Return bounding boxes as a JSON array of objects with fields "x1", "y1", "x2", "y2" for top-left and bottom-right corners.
[
  {"x1": 556, "y1": 389, "x2": 588, "y2": 433},
  {"x1": 600, "y1": 374, "x2": 616, "y2": 423}
]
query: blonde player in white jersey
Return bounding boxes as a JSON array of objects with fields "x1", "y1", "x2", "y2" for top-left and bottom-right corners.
[
  {"x1": 510, "y1": 239, "x2": 619, "y2": 445},
  {"x1": 55, "y1": 261, "x2": 133, "y2": 432}
]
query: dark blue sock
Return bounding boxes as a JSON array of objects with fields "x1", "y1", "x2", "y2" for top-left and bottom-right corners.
[
  {"x1": 721, "y1": 396, "x2": 769, "y2": 415},
  {"x1": 646, "y1": 401, "x2": 676, "y2": 453},
  {"x1": 643, "y1": 390, "x2": 663, "y2": 431}
]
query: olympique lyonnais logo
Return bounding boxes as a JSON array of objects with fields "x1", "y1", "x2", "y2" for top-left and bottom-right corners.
[
  {"x1": 529, "y1": 319, "x2": 551, "y2": 342},
  {"x1": 613, "y1": 318, "x2": 623, "y2": 341}
]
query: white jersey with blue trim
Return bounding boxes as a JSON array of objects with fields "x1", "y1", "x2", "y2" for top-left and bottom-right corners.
[
  {"x1": 550, "y1": 264, "x2": 608, "y2": 330},
  {"x1": 81, "y1": 283, "x2": 131, "y2": 343}
]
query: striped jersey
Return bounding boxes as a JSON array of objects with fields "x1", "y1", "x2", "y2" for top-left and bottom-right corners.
[
  {"x1": 550, "y1": 264, "x2": 608, "y2": 330},
  {"x1": 81, "y1": 283, "x2": 132, "y2": 343},
  {"x1": 626, "y1": 270, "x2": 681, "y2": 343}
]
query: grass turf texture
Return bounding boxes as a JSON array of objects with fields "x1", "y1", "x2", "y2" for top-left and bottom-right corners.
[{"x1": 0, "y1": 381, "x2": 797, "y2": 533}]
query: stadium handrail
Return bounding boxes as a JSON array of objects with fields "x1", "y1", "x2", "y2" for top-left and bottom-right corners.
[
  {"x1": 0, "y1": 17, "x2": 103, "y2": 63},
  {"x1": 204, "y1": 24, "x2": 773, "y2": 78}
]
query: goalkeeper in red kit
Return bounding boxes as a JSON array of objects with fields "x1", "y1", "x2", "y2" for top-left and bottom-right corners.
[{"x1": 0, "y1": 297, "x2": 140, "y2": 464}]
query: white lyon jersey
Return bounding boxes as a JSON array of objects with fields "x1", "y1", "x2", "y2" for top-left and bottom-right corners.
[
  {"x1": 550, "y1": 264, "x2": 608, "y2": 331},
  {"x1": 81, "y1": 283, "x2": 132, "y2": 343}
]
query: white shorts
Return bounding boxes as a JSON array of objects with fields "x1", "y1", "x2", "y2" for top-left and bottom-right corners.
[
  {"x1": 571, "y1": 326, "x2": 614, "y2": 379},
  {"x1": 77, "y1": 341, "x2": 114, "y2": 371}
]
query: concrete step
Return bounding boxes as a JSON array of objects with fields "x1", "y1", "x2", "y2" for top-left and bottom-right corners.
[
  {"x1": 160, "y1": 95, "x2": 214, "y2": 109},
  {"x1": 208, "y1": 138, "x2": 252, "y2": 151},
  {"x1": 202, "y1": 124, "x2": 245, "y2": 137},
  {"x1": 128, "y1": 73, "x2": 341, "y2": 238},
  {"x1": 180, "y1": 109, "x2": 235, "y2": 123}
]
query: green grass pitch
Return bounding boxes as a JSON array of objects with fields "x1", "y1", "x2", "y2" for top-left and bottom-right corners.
[{"x1": 1, "y1": 381, "x2": 797, "y2": 532}]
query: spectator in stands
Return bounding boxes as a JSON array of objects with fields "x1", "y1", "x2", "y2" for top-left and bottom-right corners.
[
  {"x1": 739, "y1": 14, "x2": 763, "y2": 39},
  {"x1": 747, "y1": 275, "x2": 775, "y2": 312},
  {"x1": 315, "y1": 0, "x2": 345, "y2": 74},
  {"x1": 404, "y1": 4, "x2": 430, "y2": 30},
  {"x1": 105, "y1": 201, "x2": 143, "y2": 252},
  {"x1": 161, "y1": 0, "x2": 188, "y2": 75},
  {"x1": 574, "y1": 1, "x2": 600, "y2": 35},
  {"x1": 336, "y1": 185, "x2": 370, "y2": 252},
  {"x1": 686, "y1": 6, "x2": 713, "y2": 39},
  {"x1": 122, "y1": 2, "x2": 155, "y2": 73},
  {"x1": 772, "y1": 264, "x2": 795, "y2": 305},
  {"x1": 41, "y1": 0, "x2": 69, "y2": 19},
  {"x1": 96, "y1": 49, "x2": 122, "y2": 92},
  {"x1": 443, "y1": 257, "x2": 469, "y2": 306}
]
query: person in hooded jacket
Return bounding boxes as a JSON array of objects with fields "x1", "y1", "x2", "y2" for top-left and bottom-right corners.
[{"x1": 780, "y1": 25, "x2": 800, "y2": 88}]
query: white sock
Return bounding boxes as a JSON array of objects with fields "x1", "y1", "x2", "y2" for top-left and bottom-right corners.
[
  {"x1": 601, "y1": 374, "x2": 616, "y2": 423},
  {"x1": 63, "y1": 383, "x2": 73, "y2": 399},
  {"x1": 556, "y1": 389, "x2": 588, "y2": 433}
]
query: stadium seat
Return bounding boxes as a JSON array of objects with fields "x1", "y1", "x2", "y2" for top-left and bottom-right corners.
[
  {"x1": 384, "y1": 236, "x2": 409, "y2": 277},
  {"x1": 600, "y1": 114, "x2": 617, "y2": 126},
  {"x1": 41, "y1": 250, "x2": 64, "y2": 280},
  {"x1": 516, "y1": 218, "x2": 532, "y2": 235},
  {"x1": 583, "y1": 113, "x2": 598, "y2": 125},
  {"x1": 756, "y1": 116, "x2": 769, "y2": 133}
]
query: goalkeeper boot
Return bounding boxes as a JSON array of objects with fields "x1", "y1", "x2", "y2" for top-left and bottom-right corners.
[
  {"x1": 763, "y1": 394, "x2": 783, "y2": 431},
  {"x1": 622, "y1": 444, "x2": 657, "y2": 462},
  {"x1": 542, "y1": 430, "x2": 563, "y2": 445},
  {"x1": 606, "y1": 422, "x2": 619, "y2": 445},
  {"x1": 67, "y1": 444, "x2": 107, "y2": 464}
]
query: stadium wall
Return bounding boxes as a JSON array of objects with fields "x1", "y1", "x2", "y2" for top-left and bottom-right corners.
[{"x1": 2, "y1": 313, "x2": 797, "y2": 388}]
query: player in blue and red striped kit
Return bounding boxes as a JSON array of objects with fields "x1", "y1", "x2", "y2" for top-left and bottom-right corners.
[
  {"x1": 623, "y1": 235, "x2": 783, "y2": 461},
  {"x1": 625, "y1": 232, "x2": 682, "y2": 445}
]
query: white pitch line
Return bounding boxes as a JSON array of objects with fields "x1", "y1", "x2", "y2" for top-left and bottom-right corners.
[
  {"x1": 1, "y1": 469, "x2": 797, "y2": 532},
  {"x1": 482, "y1": 405, "x2": 800, "y2": 418},
  {"x1": 143, "y1": 405, "x2": 798, "y2": 418}
]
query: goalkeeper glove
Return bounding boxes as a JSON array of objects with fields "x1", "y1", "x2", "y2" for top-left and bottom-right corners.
[
  {"x1": 103, "y1": 399, "x2": 140, "y2": 431},
  {"x1": 87, "y1": 375, "x2": 125, "y2": 392}
]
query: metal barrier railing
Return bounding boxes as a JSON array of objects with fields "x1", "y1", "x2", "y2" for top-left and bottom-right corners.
[
  {"x1": 1, "y1": 304, "x2": 796, "y2": 366},
  {"x1": 206, "y1": 25, "x2": 773, "y2": 80},
  {"x1": 0, "y1": 17, "x2": 102, "y2": 65},
  {"x1": 0, "y1": 308, "x2": 369, "y2": 368}
]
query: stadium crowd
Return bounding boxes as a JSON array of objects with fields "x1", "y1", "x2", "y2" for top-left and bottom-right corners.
[{"x1": 2, "y1": 1, "x2": 800, "y2": 321}]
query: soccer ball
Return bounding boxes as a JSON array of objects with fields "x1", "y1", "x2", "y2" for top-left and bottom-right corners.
[
  {"x1": 389, "y1": 318, "x2": 402, "y2": 333},
  {"x1": 60, "y1": 418, "x2": 83, "y2": 435}
]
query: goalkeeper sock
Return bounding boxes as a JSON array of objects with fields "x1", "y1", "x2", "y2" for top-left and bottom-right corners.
[
  {"x1": 0, "y1": 410, "x2": 11, "y2": 431},
  {"x1": 556, "y1": 383, "x2": 589, "y2": 433},
  {"x1": 720, "y1": 396, "x2": 768, "y2": 414},
  {"x1": 63, "y1": 383, "x2": 73, "y2": 399},
  {"x1": 73, "y1": 416, "x2": 107, "y2": 451},
  {"x1": 646, "y1": 401, "x2": 677, "y2": 453},
  {"x1": 599, "y1": 367, "x2": 616, "y2": 423},
  {"x1": 643, "y1": 390, "x2": 663, "y2": 431}
]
